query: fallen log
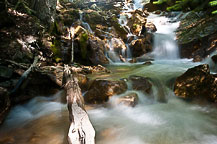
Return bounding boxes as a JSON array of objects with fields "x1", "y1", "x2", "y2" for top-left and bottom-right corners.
[{"x1": 63, "y1": 65, "x2": 95, "y2": 144}]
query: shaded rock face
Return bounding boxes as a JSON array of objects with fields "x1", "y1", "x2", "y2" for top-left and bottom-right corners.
[
  {"x1": 0, "y1": 87, "x2": 10, "y2": 125},
  {"x1": 88, "y1": 35, "x2": 110, "y2": 65},
  {"x1": 177, "y1": 12, "x2": 217, "y2": 61},
  {"x1": 129, "y1": 75, "x2": 152, "y2": 94},
  {"x1": 129, "y1": 34, "x2": 153, "y2": 57},
  {"x1": 118, "y1": 93, "x2": 138, "y2": 107},
  {"x1": 84, "y1": 79, "x2": 127, "y2": 104},
  {"x1": 28, "y1": 0, "x2": 57, "y2": 24},
  {"x1": 74, "y1": 27, "x2": 109, "y2": 65},
  {"x1": 174, "y1": 64, "x2": 217, "y2": 103}
]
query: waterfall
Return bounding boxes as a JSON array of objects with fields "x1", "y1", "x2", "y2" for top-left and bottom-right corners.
[
  {"x1": 149, "y1": 14, "x2": 180, "y2": 60},
  {"x1": 79, "y1": 11, "x2": 93, "y2": 34}
]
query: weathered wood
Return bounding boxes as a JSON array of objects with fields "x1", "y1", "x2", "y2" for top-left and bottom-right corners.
[
  {"x1": 10, "y1": 56, "x2": 39, "y2": 94},
  {"x1": 63, "y1": 65, "x2": 95, "y2": 144}
]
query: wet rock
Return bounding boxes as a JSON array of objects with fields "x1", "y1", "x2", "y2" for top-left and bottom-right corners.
[
  {"x1": 145, "y1": 22, "x2": 157, "y2": 32},
  {"x1": 129, "y1": 75, "x2": 152, "y2": 94},
  {"x1": 118, "y1": 93, "x2": 139, "y2": 107},
  {"x1": 127, "y1": 13, "x2": 147, "y2": 35},
  {"x1": 129, "y1": 58, "x2": 137, "y2": 63},
  {"x1": 0, "y1": 87, "x2": 10, "y2": 124},
  {"x1": 129, "y1": 34, "x2": 153, "y2": 57},
  {"x1": 84, "y1": 79, "x2": 127, "y2": 104},
  {"x1": 174, "y1": 64, "x2": 217, "y2": 103},
  {"x1": 142, "y1": 61, "x2": 152, "y2": 65},
  {"x1": 110, "y1": 38, "x2": 127, "y2": 55},
  {"x1": 77, "y1": 74, "x2": 89, "y2": 92},
  {"x1": 212, "y1": 54, "x2": 217, "y2": 64}
]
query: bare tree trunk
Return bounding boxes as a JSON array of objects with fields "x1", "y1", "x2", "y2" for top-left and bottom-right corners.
[{"x1": 63, "y1": 65, "x2": 95, "y2": 144}]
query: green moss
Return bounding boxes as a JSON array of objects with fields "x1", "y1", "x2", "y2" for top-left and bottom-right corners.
[
  {"x1": 49, "y1": 21, "x2": 62, "y2": 36},
  {"x1": 79, "y1": 33, "x2": 89, "y2": 59},
  {"x1": 133, "y1": 24, "x2": 138, "y2": 30},
  {"x1": 51, "y1": 39, "x2": 62, "y2": 62}
]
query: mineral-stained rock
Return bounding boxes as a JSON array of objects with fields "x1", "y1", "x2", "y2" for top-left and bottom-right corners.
[
  {"x1": 174, "y1": 64, "x2": 217, "y2": 102},
  {"x1": 84, "y1": 79, "x2": 127, "y2": 104}
]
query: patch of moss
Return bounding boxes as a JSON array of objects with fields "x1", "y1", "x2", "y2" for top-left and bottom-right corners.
[
  {"x1": 51, "y1": 39, "x2": 62, "y2": 62},
  {"x1": 79, "y1": 33, "x2": 89, "y2": 59}
]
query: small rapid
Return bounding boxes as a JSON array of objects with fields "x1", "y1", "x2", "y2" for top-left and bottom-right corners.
[{"x1": 148, "y1": 13, "x2": 180, "y2": 60}]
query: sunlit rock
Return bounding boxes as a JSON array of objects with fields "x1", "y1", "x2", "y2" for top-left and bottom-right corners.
[
  {"x1": 174, "y1": 64, "x2": 217, "y2": 103},
  {"x1": 84, "y1": 79, "x2": 127, "y2": 104}
]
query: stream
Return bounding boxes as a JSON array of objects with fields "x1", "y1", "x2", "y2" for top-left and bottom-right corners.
[{"x1": 1, "y1": 0, "x2": 217, "y2": 144}]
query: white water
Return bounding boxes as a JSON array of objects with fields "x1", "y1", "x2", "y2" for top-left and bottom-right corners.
[
  {"x1": 79, "y1": 11, "x2": 93, "y2": 34},
  {"x1": 148, "y1": 14, "x2": 180, "y2": 60}
]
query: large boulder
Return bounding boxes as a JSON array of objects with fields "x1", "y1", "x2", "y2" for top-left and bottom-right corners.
[
  {"x1": 174, "y1": 64, "x2": 217, "y2": 102},
  {"x1": 88, "y1": 35, "x2": 110, "y2": 65},
  {"x1": 0, "y1": 87, "x2": 10, "y2": 124},
  {"x1": 74, "y1": 29, "x2": 109, "y2": 65},
  {"x1": 129, "y1": 34, "x2": 153, "y2": 57},
  {"x1": 176, "y1": 12, "x2": 217, "y2": 61},
  {"x1": 129, "y1": 75, "x2": 152, "y2": 94},
  {"x1": 127, "y1": 10, "x2": 147, "y2": 35},
  {"x1": 118, "y1": 93, "x2": 139, "y2": 107},
  {"x1": 84, "y1": 79, "x2": 127, "y2": 104}
]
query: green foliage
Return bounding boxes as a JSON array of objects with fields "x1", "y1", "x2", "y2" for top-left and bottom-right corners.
[
  {"x1": 209, "y1": 0, "x2": 217, "y2": 14},
  {"x1": 154, "y1": 0, "x2": 212, "y2": 12},
  {"x1": 79, "y1": 33, "x2": 89, "y2": 59}
]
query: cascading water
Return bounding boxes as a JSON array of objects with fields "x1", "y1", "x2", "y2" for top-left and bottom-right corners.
[
  {"x1": 149, "y1": 13, "x2": 180, "y2": 60},
  {"x1": 79, "y1": 11, "x2": 93, "y2": 34}
]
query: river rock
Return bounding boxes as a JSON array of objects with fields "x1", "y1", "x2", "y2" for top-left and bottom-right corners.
[
  {"x1": 129, "y1": 34, "x2": 153, "y2": 57},
  {"x1": 145, "y1": 22, "x2": 157, "y2": 32},
  {"x1": 129, "y1": 75, "x2": 152, "y2": 94},
  {"x1": 174, "y1": 64, "x2": 217, "y2": 102},
  {"x1": 0, "y1": 87, "x2": 10, "y2": 124},
  {"x1": 118, "y1": 93, "x2": 139, "y2": 107},
  {"x1": 84, "y1": 79, "x2": 127, "y2": 104}
]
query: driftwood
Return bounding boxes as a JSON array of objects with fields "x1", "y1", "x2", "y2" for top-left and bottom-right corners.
[
  {"x1": 10, "y1": 56, "x2": 39, "y2": 94},
  {"x1": 63, "y1": 65, "x2": 95, "y2": 144}
]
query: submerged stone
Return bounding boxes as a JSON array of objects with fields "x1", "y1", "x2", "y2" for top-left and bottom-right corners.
[{"x1": 118, "y1": 93, "x2": 139, "y2": 107}]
